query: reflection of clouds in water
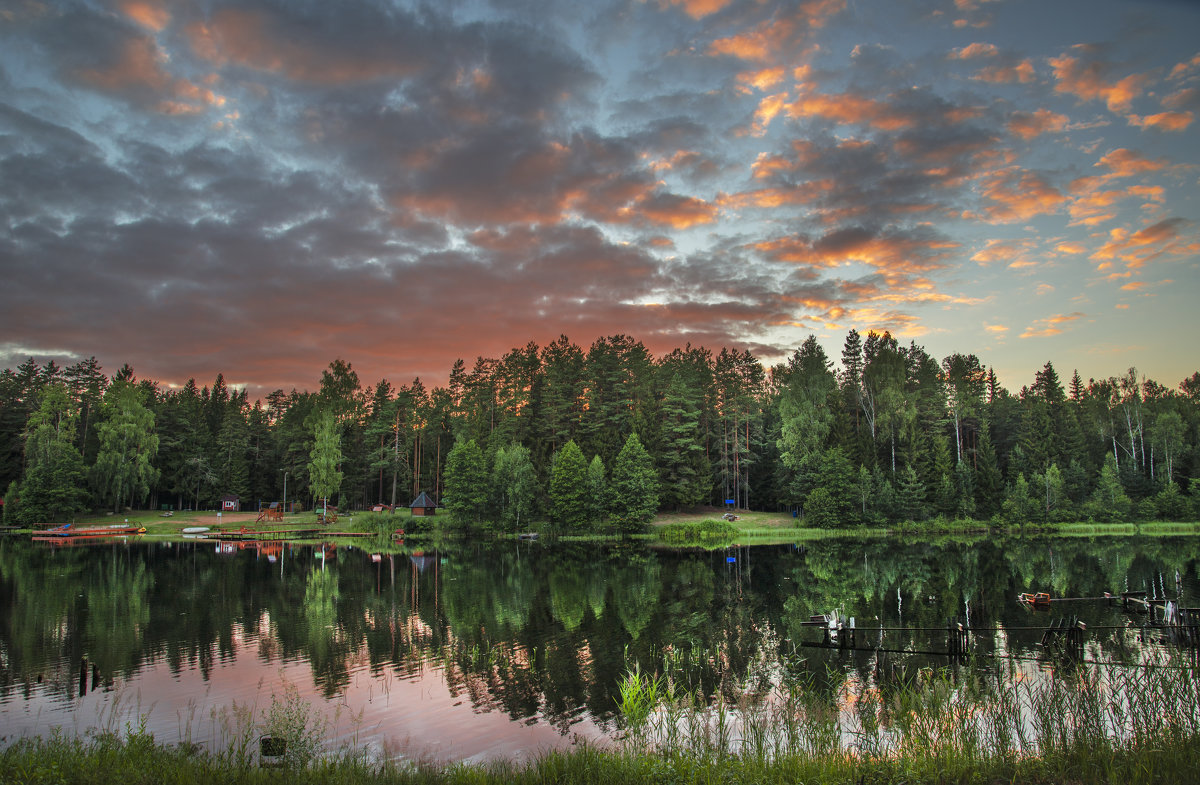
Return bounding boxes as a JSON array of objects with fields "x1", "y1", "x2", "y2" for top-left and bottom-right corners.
[{"x1": 0, "y1": 537, "x2": 1196, "y2": 760}]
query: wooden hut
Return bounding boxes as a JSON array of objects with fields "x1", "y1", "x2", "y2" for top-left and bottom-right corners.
[
  {"x1": 219, "y1": 494, "x2": 241, "y2": 512},
  {"x1": 409, "y1": 492, "x2": 437, "y2": 516}
]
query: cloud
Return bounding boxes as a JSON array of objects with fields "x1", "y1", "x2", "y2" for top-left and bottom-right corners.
[
  {"x1": 1020, "y1": 312, "x2": 1085, "y2": 339},
  {"x1": 979, "y1": 168, "x2": 1067, "y2": 223},
  {"x1": 752, "y1": 224, "x2": 959, "y2": 279},
  {"x1": 949, "y1": 42, "x2": 999, "y2": 60},
  {"x1": 1127, "y1": 111, "x2": 1193, "y2": 132},
  {"x1": 1008, "y1": 108, "x2": 1069, "y2": 140},
  {"x1": 706, "y1": 0, "x2": 844, "y2": 62},
  {"x1": 658, "y1": 0, "x2": 736, "y2": 19},
  {"x1": 1091, "y1": 217, "x2": 1194, "y2": 268},
  {"x1": 35, "y1": 5, "x2": 225, "y2": 114},
  {"x1": 1168, "y1": 53, "x2": 1200, "y2": 81},
  {"x1": 970, "y1": 238, "x2": 1035, "y2": 267},
  {"x1": 1050, "y1": 49, "x2": 1151, "y2": 114},
  {"x1": 120, "y1": 0, "x2": 170, "y2": 32},
  {"x1": 1095, "y1": 148, "x2": 1171, "y2": 177},
  {"x1": 1, "y1": 0, "x2": 1196, "y2": 394}
]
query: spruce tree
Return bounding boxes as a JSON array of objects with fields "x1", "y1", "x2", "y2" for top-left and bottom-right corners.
[
  {"x1": 549, "y1": 440, "x2": 589, "y2": 533},
  {"x1": 896, "y1": 464, "x2": 927, "y2": 522},
  {"x1": 974, "y1": 426, "x2": 1003, "y2": 517},
  {"x1": 609, "y1": 432, "x2": 659, "y2": 532},
  {"x1": 587, "y1": 454, "x2": 607, "y2": 526}
]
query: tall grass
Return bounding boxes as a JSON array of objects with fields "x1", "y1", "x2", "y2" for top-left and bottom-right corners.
[
  {"x1": 3, "y1": 651, "x2": 1199, "y2": 784},
  {"x1": 609, "y1": 646, "x2": 1200, "y2": 781}
]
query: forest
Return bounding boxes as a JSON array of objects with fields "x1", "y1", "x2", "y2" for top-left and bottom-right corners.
[{"x1": 2, "y1": 330, "x2": 1198, "y2": 531}]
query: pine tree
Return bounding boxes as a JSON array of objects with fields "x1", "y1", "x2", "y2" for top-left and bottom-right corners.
[
  {"x1": 896, "y1": 464, "x2": 927, "y2": 522},
  {"x1": 658, "y1": 373, "x2": 707, "y2": 510},
  {"x1": 587, "y1": 454, "x2": 607, "y2": 526},
  {"x1": 11, "y1": 383, "x2": 89, "y2": 524},
  {"x1": 1000, "y1": 473, "x2": 1037, "y2": 526},
  {"x1": 1084, "y1": 454, "x2": 1132, "y2": 522},
  {"x1": 974, "y1": 426, "x2": 1003, "y2": 517},
  {"x1": 954, "y1": 460, "x2": 976, "y2": 520},
  {"x1": 548, "y1": 440, "x2": 589, "y2": 533},
  {"x1": 609, "y1": 432, "x2": 659, "y2": 532}
]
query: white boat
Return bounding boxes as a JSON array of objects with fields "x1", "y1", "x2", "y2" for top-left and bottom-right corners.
[{"x1": 181, "y1": 526, "x2": 210, "y2": 534}]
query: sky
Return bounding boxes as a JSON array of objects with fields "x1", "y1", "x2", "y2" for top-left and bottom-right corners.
[{"x1": 1, "y1": 0, "x2": 1197, "y2": 400}]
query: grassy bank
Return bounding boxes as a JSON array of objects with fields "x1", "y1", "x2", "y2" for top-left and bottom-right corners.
[
  {"x1": 13, "y1": 507, "x2": 1200, "y2": 545},
  {"x1": 4, "y1": 719, "x2": 1197, "y2": 785}
]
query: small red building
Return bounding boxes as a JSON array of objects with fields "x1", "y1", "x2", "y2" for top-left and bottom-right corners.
[{"x1": 219, "y1": 494, "x2": 241, "y2": 512}]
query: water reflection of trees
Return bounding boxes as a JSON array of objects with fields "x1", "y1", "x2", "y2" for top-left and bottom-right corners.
[{"x1": 0, "y1": 536, "x2": 1197, "y2": 729}]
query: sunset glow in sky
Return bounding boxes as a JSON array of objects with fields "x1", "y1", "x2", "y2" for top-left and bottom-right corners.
[{"x1": 2, "y1": 0, "x2": 1198, "y2": 397}]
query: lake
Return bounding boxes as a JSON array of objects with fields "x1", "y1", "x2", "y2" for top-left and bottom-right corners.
[{"x1": 1, "y1": 533, "x2": 1197, "y2": 762}]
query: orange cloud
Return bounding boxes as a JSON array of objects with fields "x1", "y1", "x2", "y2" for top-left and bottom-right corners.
[
  {"x1": 974, "y1": 60, "x2": 1036, "y2": 84},
  {"x1": 970, "y1": 238, "x2": 1034, "y2": 266},
  {"x1": 719, "y1": 181, "x2": 835, "y2": 210},
  {"x1": 738, "y1": 67, "x2": 787, "y2": 91},
  {"x1": 751, "y1": 92, "x2": 790, "y2": 134},
  {"x1": 1068, "y1": 188, "x2": 1123, "y2": 226},
  {"x1": 75, "y1": 33, "x2": 224, "y2": 115},
  {"x1": 754, "y1": 228, "x2": 957, "y2": 276},
  {"x1": 984, "y1": 323, "x2": 1009, "y2": 334},
  {"x1": 1092, "y1": 218, "x2": 1192, "y2": 268},
  {"x1": 707, "y1": 0, "x2": 842, "y2": 62},
  {"x1": 1168, "y1": 53, "x2": 1200, "y2": 81},
  {"x1": 1128, "y1": 111, "x2": 1194, "y2": 132},
  {"x1": 784, "y1": 88, "x2": 913, "y2": 130},
  {"x1": 980, "y1": 168, "x2": 1067, "y2": 223},
  {"x1": 121, "y1": 0, "x2": 170, "y2": 31},
  {"x1": 1050, "y1": 52, "x2": 1150, "y2": 114},
  {"x1": 1127, "y1": 185, "x2": 1165, "y2": 202},
  {"x1": 628, "y1": 193, "x2": 718, "y2": 229},
  {"x1": 1008, "y1": 108, "x2": 1069, "y2": 140},
  {"x1": 708, "y1": 17, "x2": 796, "y2": 62},
  {"x1": 1055, "y1": 242, "x2": 1086, "y2": 255},
  {"x1": 750, "y1": 152, "x2": 793, "y2": 180},
  {"x1": 1020, "y1": 312, "x2": 1084, "y2": 339},
  {"x1": 950, "y1": 42, "x2": 998, "y2": 59},
  {"x1": 659, "y1": 0, "x2": 735, "y2": 19},
  {"x1": 1095, "y1": 148, "x2": 1169, "y2": 177}
]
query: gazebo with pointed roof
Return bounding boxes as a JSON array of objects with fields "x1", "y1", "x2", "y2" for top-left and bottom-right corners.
[{"x1": 409, "y1": 492, "x2": 438, "y2": 516}]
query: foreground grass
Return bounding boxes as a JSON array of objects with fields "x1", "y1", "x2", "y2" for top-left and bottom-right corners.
[{"x1": 4, "y1": 730, "x2": 1198, "y2": 785}]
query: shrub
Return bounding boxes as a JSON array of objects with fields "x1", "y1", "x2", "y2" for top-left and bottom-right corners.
[{"x1": 657, "y1": 519, "x2": 738, "y2": 547}]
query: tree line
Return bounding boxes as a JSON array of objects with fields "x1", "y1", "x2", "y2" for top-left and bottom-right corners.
[{"x1": 2, "y1": 331, "x2": 1198, "y2": 530}]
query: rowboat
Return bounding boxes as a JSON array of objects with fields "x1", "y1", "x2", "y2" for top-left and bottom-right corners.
[
  {"x1": 1018, "y1": 591, "x2": 1052, "y2": 607},
  {"x1": 181, "y1": 526, "x2": 210, "y2": 534}
]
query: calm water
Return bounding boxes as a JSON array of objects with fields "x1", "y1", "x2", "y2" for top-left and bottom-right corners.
[{"x1": 0, "y1": 534, "x2": 1197, "y2": 762}]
